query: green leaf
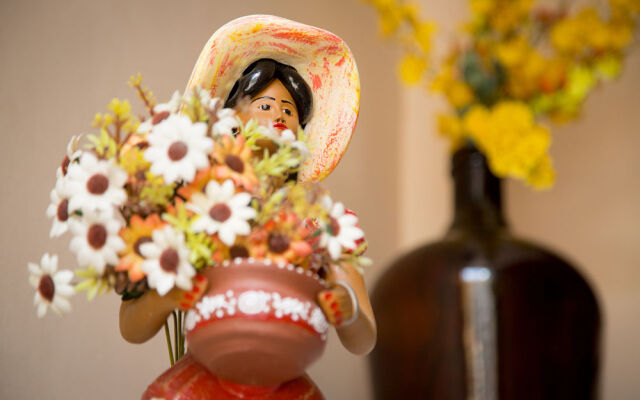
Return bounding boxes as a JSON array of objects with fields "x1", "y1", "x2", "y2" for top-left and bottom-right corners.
[
  {"x1": 140, "y1": 172, "x2": 175, "y2": 208},
  {"x1": 86, "y1": 129, "x2": 117, "y2": 159}
]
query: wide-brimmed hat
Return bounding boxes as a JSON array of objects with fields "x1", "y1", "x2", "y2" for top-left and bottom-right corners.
[{"x1": 186, "y1": 15, "x2": 360, "y2": 182}]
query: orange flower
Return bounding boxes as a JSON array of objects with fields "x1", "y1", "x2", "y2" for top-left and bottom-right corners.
[
  {"x1": 208, "y1": 235, "x2": 230, "y2": 265},
  {"x1": 177, "y1": 167, "x2": 216, "y2": 200},
  {"x1": 117, "y1": 214, "x2": 164, "y2": 282},
  {"x1": 212, "y1": 134, "x2": 257, "y2": 191},
  {"x1": 254, "y1": 212, "x2": 314, "y2": 265}
]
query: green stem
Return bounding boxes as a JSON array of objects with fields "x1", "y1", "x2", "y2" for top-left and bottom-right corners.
[
  {"x1": 172, "y1": 311, "x2": 179, "y2": 362},
  {"x1": 164, "y1": 320, "x2": 174, "y2": 366},
  {"x1": 178, "y1": 310, "x2": 184, "y2": 359}
]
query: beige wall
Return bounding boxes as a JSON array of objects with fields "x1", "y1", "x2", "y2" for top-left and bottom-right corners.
[
  {"x1": 1, "y1": 0, "x2": 638, "y2": 399},
  {"x1": 0, "y1": 1, "x2": 399, "y2": 399},
  {"x1": 399, "y1": 2, "x2": 640, "y2": 399}
]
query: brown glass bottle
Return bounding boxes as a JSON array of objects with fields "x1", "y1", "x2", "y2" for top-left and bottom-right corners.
[{"x1": 369, "y1": 145, "x2": 601, "y2": 399}]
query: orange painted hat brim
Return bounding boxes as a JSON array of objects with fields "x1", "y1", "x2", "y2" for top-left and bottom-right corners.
[{"x1": 186, "y1": 15, "x2": 360, "y2": 182}]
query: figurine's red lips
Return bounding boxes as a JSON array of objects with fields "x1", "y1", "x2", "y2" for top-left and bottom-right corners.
[{"x1": 273, "y1": 123, "x2": 287, "y2": 130}]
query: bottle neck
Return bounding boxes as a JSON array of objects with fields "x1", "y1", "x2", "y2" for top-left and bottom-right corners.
[{"x1": 449, "y1": 145, "x2": 506, "y2": 233}]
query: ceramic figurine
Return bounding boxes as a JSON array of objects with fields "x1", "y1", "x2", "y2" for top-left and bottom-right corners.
[{"x1": 117, "y1": 15, "x2": 376, "y2": 399}]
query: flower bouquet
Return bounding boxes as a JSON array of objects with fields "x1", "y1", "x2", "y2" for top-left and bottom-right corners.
[
  {"x1": 28, "y1": 75, "x2": 370, "y2": 379},
  {"x1": 365, "y1": 0, "x2": 639, "y2": 189}
]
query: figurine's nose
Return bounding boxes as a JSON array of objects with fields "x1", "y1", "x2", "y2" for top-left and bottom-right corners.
[{"x1": 273, "y1": 106, "x2": 287, "y2": 124}]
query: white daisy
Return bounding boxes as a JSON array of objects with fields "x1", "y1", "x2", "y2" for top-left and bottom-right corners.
[
  {"x1": 195, "y1": 87, "x2": 220, "y2": 112},
  {"x1": 254, "y1": 127, "x2": 309, "y2": 158},
  {"x1": 212, "y1": 108, "x2": 241, "y2": 137},
  {"x1": 65, "y1": 152, "x2": 127, "y2": 217},
  {"x1": 319, "y1": 196, "x2": 364, "y2": 260},
  {"x1": 69, "y1": 211, "x2": 125, "y2": 274},
  {"x1": 28, "y1": 253, "x2": 74, "y2": 318},
  {"x1": 279, "y1": 129, "x2": 310, "y2": 159},
  {"x1": 254, "y1": 124, "x2": 280, "y2": 142},
  {"x1": 46, "y1": 173, "x2": 73, "y2": 238},
  {"x1": 139, "y1": 226, "x2": 195, "y2": 296},
  {"x1": 57, "y1": 134, "x2": 83, "y2": 177},
  {"x1": 144, "y1": 114, "x2": 213, "y2": 183},
  {"x1": 137, "y1": 91, "x2": 182, "y2": 133},
  {"x1": 186, "y1": 179, "x2": 256, "y2": 246}
]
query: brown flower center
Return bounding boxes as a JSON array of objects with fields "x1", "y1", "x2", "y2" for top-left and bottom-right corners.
[
  {"x1": 57, "y1": 199, "x2": 69, "y2": 222},
  {"x1": 329, "y1": 217, "x2": 341, "y2": 236},
  {"x1": 168, "y1": 141, "x2": 188, "y2": 161},
  {"x1": 229, "y1": 245, "x2": 249, "y2": 259},
  {"x1": 151, "y1": 110, "x2": 171, "y2": 125},
  {"x1": 225, "y1": 154, "x2": 245, "y2": 173},
  {"x1": 86, "y1": 173, "x2": 109, "y2": 195},
  {"x1": 38, "y1": 275, "x2": 55, "y2": 302},
  {"x1": 61, "y1": 156, "x2": 71, "y2": 176},
  {"x1": 209, "y1": 203, "x2": 231, "y2": 222},
  {"x1": 133, "y1": 236, "x2": 153, "y2": 257},
  {"x1": 268, "y1": 233, "x2": 290, "y2": 254},
  {"x1": 159, "y1": 248, "x2": 179, "y2": 273},
  {"x1": 87, "y1": 224, "x2": 107, "y2": 249},
  {"x1": 114, "y1": 271, "x2": 128, "y2": 294}
]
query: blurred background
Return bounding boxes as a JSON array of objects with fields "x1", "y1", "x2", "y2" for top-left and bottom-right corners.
[{"x1": 0, "y1": 0, "x2": 638, "y2": 399}]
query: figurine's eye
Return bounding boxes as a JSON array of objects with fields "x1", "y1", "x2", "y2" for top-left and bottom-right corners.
[
  {"x1": 283, "y1": 109, "x2": 292, "y2": 116},
  {"x1": 260, "y1": 104, "x2": 271, "y2": 111}
]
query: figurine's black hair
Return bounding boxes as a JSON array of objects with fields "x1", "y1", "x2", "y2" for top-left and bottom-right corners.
[{"x1": 224, "y1": 59, "x2": 313, "y2": 126}]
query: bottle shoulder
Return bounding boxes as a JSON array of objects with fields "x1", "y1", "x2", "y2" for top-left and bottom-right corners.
[{"x1": 374, "y1": 230, "x2": 600, "y2": 308}]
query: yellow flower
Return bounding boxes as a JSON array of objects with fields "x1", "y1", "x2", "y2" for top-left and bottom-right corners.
[
  {"x1": 539, "y1": 58, "x2": 568, "y2": 94},
  {"x1": 447, "y1": 81, "x2": 474, "y2": 108},
  {"x1": 566, "y1": 65, "x2": 596, "y2": 102},
  {"x1": 606, "y1": 22, "x2": 633, "y2": 50},
  {"x1": 437, "y1": 114, "x2": 465, "y2": 150},
  {"x1": 609, "y1": 0, "x2": 640, "y2": 13},
  {"x1": 430, "y1": 60, "x2": 474, "y2": 108},
  {"x1": 414, "y1": 22, "x2": 436, "y2": 53},
  {"x1": 463, "y1": 105, "x2": 491, "y2": 141},
  {"x1": 496, "y1": 36, "x2": 530, "y2": 68},
  {"x1": 595, "y1": 55, "x2": 622, "y2": 80},
  {"x1": 375, "y1": 2, "x2": 404, "y2": 36},
  {"x1": 107, "y1": 98, "x2": 132, "y2": 119},
  {"x1": 464, "y1": 101, "x2": 552, "y2": 187},
  {"x1": 550, "y1": 15, "x2": 586, "y2": 55},
  {"x1": 496, "y1": 36, "x2": 553, "y2": 99},
  {"x1": 512, "y1": 51, "x2": 547, "y2": 99},
  {"x1": 489, "y1": 0, "x2": 533, "y2": 33},
  {"x1": 526, "y1": 155, "x2": 555, "y2": 189},
  {"x1": 470, "y1": 0, "x2": 495, "y2": 17},
  {"x1": 430, "y1": 63, "x2": 454, "y2": 93},
  {"x1": 368, "y1": 0, "x2": 397, "y2": 6},
  {"x1": 119, "y1": 145, "x2": 150, "y2": 175},
  {"x1": 582, "y1": 10, "x2": 610, "y2": 50},
  {"x1": 550, "y1": 8, "x2": 632, "y2": 56},
  {"x1": 398, "y1": 54, "x2": 427, "y2": 85},
  {"x1": 609, "y1": 0, "x2": 640, "y2": 16}
]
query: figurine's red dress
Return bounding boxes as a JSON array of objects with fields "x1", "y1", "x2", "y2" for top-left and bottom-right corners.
[{"x1": 143, "y1": 354, "x2": 324, "y2": 400}]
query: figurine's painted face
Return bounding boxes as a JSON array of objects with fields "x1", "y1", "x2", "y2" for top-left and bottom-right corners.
[{"x1": 239, "y1": 79, "x2": 300, "y2": 134}]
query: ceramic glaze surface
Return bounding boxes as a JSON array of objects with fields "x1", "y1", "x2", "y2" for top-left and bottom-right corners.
[
  {"x1": 143, "y1": 353, "x2": 324, "y2": 400},
  {"x1": 186, "y1": 259, "x2": 329, "y2": 386}
]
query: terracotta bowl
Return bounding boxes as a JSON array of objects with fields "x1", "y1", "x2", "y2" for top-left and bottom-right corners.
[{"x1": 185, "y1": 259, "x2": 329, "y2": 386}]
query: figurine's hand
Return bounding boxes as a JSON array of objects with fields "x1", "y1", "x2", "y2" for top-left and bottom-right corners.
[
  {"x1": 317, "y1": 283, "x2": 356, "y2": 328},
  {"x1": 166, "y1": 274, "x2": 208, "y2": 311}
]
